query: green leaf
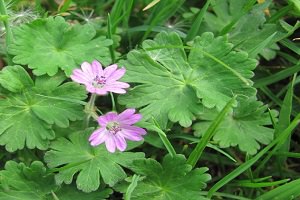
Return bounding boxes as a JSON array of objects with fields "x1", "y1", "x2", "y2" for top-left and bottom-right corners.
[
  {"x1": 128, "y1": 154, "x2": 211, "y2": 200},
  {"x1": 0, "y1": 66, "x2": 33, "y2": 92},
  {"x1": 0, "y1": 66, "x2": 87, "y2": 152},
  {"x1": 52, "y1": 184, "x2": 112, "y2": 200},
  {"x1": 119, "y1": 32, "x2": 256, "y2": 128},
  {"x1": 8, "y1": 16, "x2": 112, "y2": 76},
  {"x1": 44, "y1": 129, "x2": 145, "y2": 193},
  {"x1": 203, "y1": 0, "x2": 249, "y2": 33},
  {"x1": 0, "y1": 161, "x2": 57, "y2": 200},
  {"x1": 194, "y1": 98, "x2": 277, "y2": 155}
]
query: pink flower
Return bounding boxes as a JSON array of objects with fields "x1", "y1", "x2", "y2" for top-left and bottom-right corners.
[
  {"x1": 89, "y1": 109, "x2": 147, "y2": 153},
  {"x1": 70, "y1": 60, "x2": 130, "y2": 95}
]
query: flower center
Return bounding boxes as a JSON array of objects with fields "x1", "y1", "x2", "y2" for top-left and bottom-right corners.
[
  {"x1": 106, "y1": 121, "x2": 121, "y2": 134},
  {"x1": 92, "y1": 75, "x2": 106, "y2": 88}
]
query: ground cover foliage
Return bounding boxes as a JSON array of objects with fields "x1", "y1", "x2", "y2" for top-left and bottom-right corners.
[{"x1": 0, "y1": 0, "x2": 299, "y2": 199}]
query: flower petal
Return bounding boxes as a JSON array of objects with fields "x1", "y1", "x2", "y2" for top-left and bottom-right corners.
[
  {"x1": 123, "y1": 114, "x2": 142, "y2": 125},
  {"x1": 105, "y1": 135, "x2": 116, "y2": 153},
  {"x1": 114, "y1": 134, "x2": 127, "y2": 151},
  {"x1": 89, "y1": 128, "x2": 108, "y2": 146},
  {"x1": 106, "y1": 67, "x2": 126, "y2": 82},
  {"x1": 86, "y1": 85, "x2": 97, "y2": 93},
  {"x1": 118, "y1": 109, "x2": 142, "y2": 125},
  {"x1": 103, "y1": 64, "x2": 118, "y2": 78},
  {"x1": 118, "y1": 109, "x2": 136, "y2": 119},
  {"x1": 119, "y1": 130, "x2": 143, "y2": 141},
  {"x1": 81, "y1": 62, "x2": 95, "y2": 78},
  {"x1": 71, "y1": 69, "x2": 91, "y2": 84},
  {"x1": 121, "y1": 125, "x2": 147, "y2": 135},
  {"x1": 100, "y1": 112, "x2": 118, "y2": 124},
  {"x1": 91, "y1": 60, "x2": 104, "y2": 76},
  {"x1": 94, "y1": 88, "x2": 109, "y2": 95},
  {"x1": 105, "y1": 81, "x2": 130, "y2": 88},
  {"x1": 104, "y1": 87, "x2": 127, "y2": 94}
]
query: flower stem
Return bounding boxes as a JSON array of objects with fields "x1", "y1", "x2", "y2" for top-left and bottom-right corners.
[
  {"x1": 0, "y1": 0, "x2": 13, "y2": 64},
  {"x1": 110, "y1": 92, "x2": 116, "y2": 111},
  {"x1": 84, "y1": 94, "x2": 98, "y2": 127},
  {"x1": 152, "y1": 117, "x2": 176, "y2": 157}
]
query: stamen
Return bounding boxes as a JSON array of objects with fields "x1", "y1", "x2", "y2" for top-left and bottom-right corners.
[
  {"x1": 93, "y1": 75, "x2": 106, "y2": 88},
  {"x1": 106, "y1": 121, "x2": 121, "y2": 134}
]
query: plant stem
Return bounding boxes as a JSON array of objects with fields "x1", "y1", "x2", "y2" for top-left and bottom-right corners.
[
  {"x1": 152, "y1": 117, "x2": 176, "y2": 157},
  {"x1": 84, "y1": 94, "x2": 98, "y2": 127},
  {"x1": 110, "y1": 92, "x2": 116, "y2": 111},
  {"x1": 0, "y1": 0, "x2": 13, "y2": 64}
]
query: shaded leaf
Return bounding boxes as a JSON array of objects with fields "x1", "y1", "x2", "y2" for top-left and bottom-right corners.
[
  {"x1": 194, "y1": 98, "x2": 277, "y2": 154},
  {"x1": 0, "y1": 161, "x2": 57, "y2": 200},
  {"x1": 52, "y1": 184, "x2": 112, "y2": 200}
]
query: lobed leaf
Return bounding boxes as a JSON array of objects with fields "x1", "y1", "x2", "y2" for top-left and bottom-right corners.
[
  {"x1": 8, "y1": 16, "x2": 112, "y2": 76},
  {"x1": 119, "y1": 31, "x2": 256, "y2": 128},
  {"x1": 128, "y1": 154, "x2": 211, "y2": 200},
  {"x1": 0, "y1": 161, "x2": 57, "y2": 200},
  {"x1": 44, "y1": 129, "x2": 145, "y2": 192},
  {"x1": 0, "y1": 66, "x2": 87, "y2": 151},
  {"x1": 194, "y1": 98, "x2": 276, "y2": 154}
]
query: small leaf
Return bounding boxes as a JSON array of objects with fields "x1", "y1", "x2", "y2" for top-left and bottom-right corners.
[
  {"x1": 0, "y1": 161, "x2": 57, "y2": 200},
  {"x1": 0, "y1": 66, "x2": 87, "y2": 151},
  {"x1": 44, "y1": 129, "x2": 145, "y2": 192},
  {"x1": 8, "y1": 16, "x2": 112, "y2": 76},
  {"x1": 194, "y1": 98, "x2": 277, "y2": 155},
  {"x1": 128, "y1": 154, "x2": 211, "y2": 200},
  {"x1": 0, "y1": 65, "x2": 33, "y2": 92},
  {"x1": 53, "y1": 184, "x2": 112, "y2": 200}
]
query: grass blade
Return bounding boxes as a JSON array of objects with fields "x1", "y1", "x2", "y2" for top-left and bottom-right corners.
[
  {"x1": 143, "y1": 0, "x2": 160, "y2": 11},
  {"x1": 219, "y1": 0, "x2": 257, "y2": 35},
  {"x1": 185, "y1": 0, "x2": 211, "y2": 42},
  {"x1": 255, "y1": 179, "x2": 300, "y2": 200},
  {"x1": 125, "y1": 175, "x2": 140, "y2": 200},
  {"x1": 152, "y1": 123, "x2": 176, "y2": 157},
  {"x1": 146, "y1": 118, "x2": 177, "y2": 157},
  {"x1": 235, "y1": 178, "x2": 290, "y2": 188},
  {"x1": 279, "y1": 38, "x2": 300, "y2": 55},
  {"x1": 266, "y1": 4, "x2": 292, "y2": 23},
  {"x1": 275, "y1": 74, "x2": 296, "y2": 164},
  {"x1": 169, "y1": 134, "x2": 237, "y2": 162},
  {"x1": 110, "y1": 0, "x2": 124, "y2": 33},
  {"x1": 200, "y1": 191, "x2": 252, "y2": 200},
  {"x1": 275, "y1": 152, "x2": 300, "y2": 158},
  {"x1": 107, "y1": 13, "x2": 115, "y2": 63},
  {"x1": 254, "y1": 64, "x2": 300, "y2": 87},
  {"x1": 248, "y1": 32, "x2": 277, "y2": 58},
  {"x1": 142, "y1": 0, "x2": 184, "y2": 40},
  {"x1": 207, "y1": 113, "x2": 300, "y2": 198},
  {"x1": 187, "y1": 96, "x2": 236, "y2": 168}
]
